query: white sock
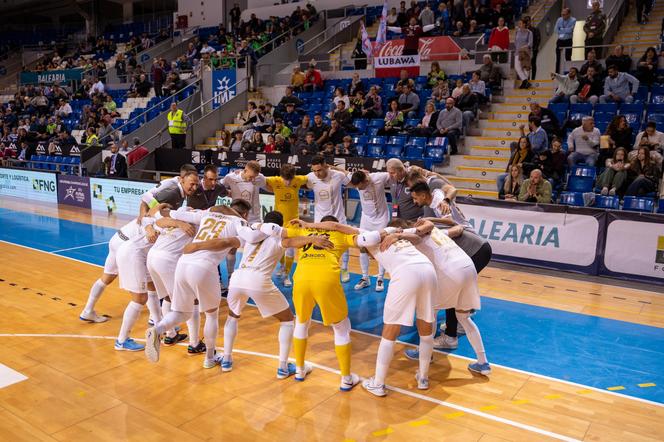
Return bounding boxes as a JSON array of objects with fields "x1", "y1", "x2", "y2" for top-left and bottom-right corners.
[
  {"x1": 83, "y1": 279, "x2": 107, "y2": 314},
  {"x1": 278, "y1": 320, "x2": 294, "y2": 369},
  {"x1": 377, "y1": 264, "x2": 385, "y2": 279},
  {"x1": 204, "y1": 310, "x2": 220, "y2": 360},
  {"x1": 374, "y1": 338, "x2": 395, "y2": 386},
  {"x1": 146, "y1": 291, "x2": 161, "y2": 323},
  {"x1": 117, "y1": 301, "x2": 143, "y2": 343},
  {"x1": 341, "y1": 250, "x2": 349, "y2": 271},
  {"x1": 223, "y1": 316, "x2": 238, "y2": 361},
  {"x1": 418, "y1": 334, "x2": 434, "y2": 378},
  {"x1": 155, "y1": 310, "x2": 191, "y2": 336},
  {"x1": 457, "y1": 312, "x2": 488, "y2": 364},
  {"x1": 226, "y1": 254, "x2": 236, "y2": 280},
  {"x1": 359, "y1": 252, "x2": 370, "y2": 279},
  {"x1": 187, "y1": 304, "x2": 200, "y2": 345},
  {"x1": 161, "y1": 301, "x2": 176, "y2": 338}
]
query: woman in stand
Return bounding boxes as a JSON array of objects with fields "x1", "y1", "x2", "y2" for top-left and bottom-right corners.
[
  {"x1": 377, "y1": 100, "x2": 404, "y2": 136},
  {"x1": 514, "y1": 19, "x2": 533, "y2": 89},
  {"x1": 597, "y1": 147, "x2": 630, "y2": 196},
  {"x1": 487, "y1": 16, "x2": 510, "y2": 63},
  {"x1": 500, "y1": 164, "x2": 523, "y2": 200},
  {"x1": 625, "y1": 146, "x2": 661, "y2": 196}
]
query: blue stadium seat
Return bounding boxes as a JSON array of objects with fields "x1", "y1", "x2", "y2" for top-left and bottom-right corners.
[
  {"x1": 352, "y1": 135, "x2": 368, "y2": 146},
  {"x1": 367, "y1": 127, "x2": 380, "y2": 137},
  {"x1": 423, "y1": 146, "x2": 446, "y2": 169},
  {"x1": 658, "y1": 199, "x2": 664, "y2": 214},
  {"x1": 368, "y1": 119, "x2": 385, "y2": 128},
  {"x1": 595, "y1": 195, "x2": 619, "y2": 210},
  {"x1": 355, "y1": 144, "x2": 366, "y2": 156},
  {"x1": 353, "y1": 119, "x2": 368, "y2": 133},
  {"x1": 385, "y1": 144, "x2": 403, "y2": 157},
  {"x1": 367, "y1": 144, "x2": 384, "y2": 157},
  {"x1": 619, "y1": 103, "x2": 644, "y2": 115},
  {"x1": 622, "y1": 196, "x2": 654, "y2": 213},
  {"x1": 558, "y1": 192, "x2": 585, "y2": 206},
  {"x1": 567, "y1": 166, "x2": 596, "y2": 192},
  {"x1": 387, "y1": 135, "x2": 407, "y2": 146},
  {"x1": 369, "y1": 136, "x2": 386, "y2": 145},
  {"x1": 570, "y1": 103, "x2": 592, "y2": 115},
  {"x1": 593, "y1": 103, "x2": 618, "y2": 114},
  {"x1": 405, "y1": 118, "x2": 420, "y2": 126},
  {"x1": 404, "y1": 145, "x2": 424, "y2": 159},
  {"x1": 408, "y1": 137, "x2": 427, "y2": 147},
  {"x1": 547, "y1": 102, "x2": 568, "y2": 115}
]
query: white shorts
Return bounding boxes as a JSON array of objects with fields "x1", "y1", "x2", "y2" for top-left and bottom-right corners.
[
  {"x1": 383, "y1": 263, "x2": 438, "y2": 326},
  {"x1": 360, "y1": 214, "x2": 389, "y2": 233},
  {"x1": 436, "y1": 264, "x2": 481, "y2": 311},
  {"x1": 227, "y1": 285, "x2": 290, "y2": 318},
  {"x1": 103, "y1": 234, "x2": 124, "y2": 275},
  {"x1": 116, "y1": 242, "x2": 152, "y2": 294},
  {"x1": 147, "y1": 251, "x2": 177, "y2": 300},
  {"x1": 171, "y1": 260, "x2": 220, "y2": 313}
]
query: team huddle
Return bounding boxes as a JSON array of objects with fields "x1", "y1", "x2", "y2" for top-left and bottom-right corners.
[{"x1": 78, "y1": 155, "x2": 491, "y2": 396}]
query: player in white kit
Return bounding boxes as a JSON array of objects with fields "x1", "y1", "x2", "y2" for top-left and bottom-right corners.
[
  {"x1": 392, "y1": 218, "x2": 491, "y2": 376},
  {"x1": 138, "y1": 164, "x2": 197, "y2": 219},
  {"x1": 222, "y1": 161, "x2": 266, "y2": 284},
  {"x1": 221, "y1": 211, "x2": 334, "y2": 378},
  {"x1": 347, "y1": 170, "x2": 390, "y2": 291},
  {"x1": 147, "y1": 208, "x2": 204, "y2": 353},
  {"x1": 144, "y1": 200, "x2": 252, "y2": 368},
  {"x1": 306, "y1": 155, "x2": 352, "y2": 282}
]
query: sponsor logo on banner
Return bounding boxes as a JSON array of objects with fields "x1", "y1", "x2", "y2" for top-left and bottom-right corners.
[
  {"x1": 375, "y1": 55, "x2": 419, "y2": 68},
  {"x1": 604, "y1": 220, "x2": 664, "y2": 279},
  {"x1": 36, "y1": 143, "x2": 46, "y2": 155},
  {"x1": 212, "y1": 69, "x2": 237, "y2": 109},
  {"x1": 57, "y1": 175, "x2": 91, "y2": 209},
  {"x1": 0, "y1": 168, "x2": 57, "y2": 203},
  {"x1": 459, "y1": 204, "x2": 599, "y2": 266},
  {"x1": 374, "y1": 36, "x2": 465, "y2": 61},
  {"x1": 89, "y1": 178, "x2": 155, "y2": 216}
]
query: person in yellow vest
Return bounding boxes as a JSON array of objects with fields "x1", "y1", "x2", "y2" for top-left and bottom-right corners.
[
  {"x1": 85, "y1": 127, "x2": 99, "y2": 146},
  {"x1": 167, "y1": 102, "x2": 189, "y2": 149}
]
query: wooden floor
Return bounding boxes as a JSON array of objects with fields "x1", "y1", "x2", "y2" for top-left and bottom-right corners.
[{"x1": 1, "y1": 199, "x2": 664, "y2": 441}]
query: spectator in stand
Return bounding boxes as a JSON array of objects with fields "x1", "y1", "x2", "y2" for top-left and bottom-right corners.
[
  {"x1": 431, "y1": 78, "x2": 450, "y2": 103},
  {"x1": 273, "y1": 118, "x2": 292, "y2": 139},
  {"x1": 410, "y1": 101, "x2": 438, "y2": 137},
  {"x1": 435, "y1": 2, "x2": 451, "y2": 35},
  {"x1": 600, "y1": 66, "x2": 639, "y2": 104},
  {"x1": 468, "y1": 71, "x2": 487, "y2": 104},
  {"x1": 200, "y1": 41, "x2": 215, "y2": 56},
  {"x1": 555, "y1": 8, "x2": 576, "y2": 73},
  {"x1": 321, "y1": 141, "x2": 336, "y2": 157},
  {"x1": 427, "y1": 62, "x2": 446, "y2": 89},
  {"x1": 349, "y1": 73, "x2": 364, "y2": 96},
  {"x1": 56, "y1": 99, "x2": 72, "y2": 118},
  {"x1": 151, "y1": 58, "x2": 165, "y2": 97},
  {"x1": 186, "y1": 42, "x2": 198, "y2": 62},
  {"x1": 603, "y1": 115, "x2": 633, "y2": 165},
  {"x1": 451, "y1": 78, "x2": 464, "y2": 99},
  {"x1": 579, "y1": 49, "x2": 604, "y2": 78},
  {"x1": 571, "y1": 65, "x2": 602, "y2": 105},
  {"x1": 378, "y1": 100, "x2": 405, "y2": 136},
  {"x1": 239, "y1": 39, "x2": 258, "y2": 91},
  {"x1": 636, "y1": 0, "x2": 654, "y2": 24},
  {"x1": 457, "y1": 84, "x2": 478, "y2": 131},
  {"x1": 282, "y1": 103, "x2": 302, "y2": 129},
  {"x1": 487, "y1": 17, "x2": 509, "y2": 63},
  {"x1": 550, "y1": 68, "x2": 579, "y2": 103},
  {"x1": 598, "y1": 147, "x2": 630, "y2": 196},
  {"x1": 419, "y1": 3, "x2": 435, "y2": 28},
  {"x1": 242, "y1": 132, "x2": 265, "y2": 152},
  {"x1": 523, "y1": 16, "x2": 541, "y2": 79},
  {"x1": 327, "y1": 119, "x2": 346, "y2": 145},
  {"x1": 533, "y1": 136, "x2": 567, "y2": 187},
  {"x1": 362, "y1": 86, "x2": 383, "y2": 118},
  {"x1": 584, "y1": 1, "x2": 607, "y2": 57},
  {"x1": 478, "y1": 54, "x2": 503, "y2": 90},
  {"x1": 335, "y1": 135, "x2": 358, "y2": 156},
  {"x1": 229, "y1": 130, "x2": 243, "y2": 152},
  {"x1": 262, "y1": 134, "x2": 276, "y2": 153},
  {"x1": 387, "y1": 6, "x2": 399, "y2": 26},
  {"x1": 332, "y1": 100, "x2": 354, "y2": 132},
  {"x1": 396, "y1": 1, "x2": 408, "y2": 26},
  {"x1": 519, "y1": 116, "x2": 548, "y2": 154},
  {"x1": 515, "y1": 19, "x2": 533, "y2": 89},
  {"x1": 636, "y1": 47, "x2": 658, "y2": 86},
  {"x1": 529, "y1": 102, "x2": 561, "y2": 139},
  {"x1": 104, "y1": 95, "x2": 117, "y2": 114},
  {"x1": 278, "y1": 86, "x2": 304, "y2": 112},
  {"x1": 500, "y1": 165, "x2": 523, "y2": 200},
  {"x1": 230, "y1": 3, "x2": 242, "y2": 31},
  {"x1": 632, "y1": 121, "x2": 664, "y2": 164},
  {"x1": 499, "y1": 136, "x2": 535, "y2": 193},
  {"x1": 605, "y1": 45, "x2": 632, "y2": 73},
  {"x1": 291, "y1": 66, "x2": 305, "y2": 91},
  {"x1": 133, "y1": 73, "x2": 152, "y2": 98},
  {"x1": 398, "y1": 83, "x2": 420, "y2": 119},
  {"x1": 303, "y1": 64, "x2": 323, "y2": 91},
  {"x1": 568, "y1": 116, "x2": 601, "y2": 166},
  {"x1": 452, "y1": 21, "x2": 465, "y2": 37},
  {"x1": 294, "y1": 114, "x2": 311, "y2": 143},
  {"x1": 518, "y1": 169, "x2": 552, "y2": 203},
  {"x1": 625, "y1": 146, "x2": 661, "y2": 196},
  {"x1": 331, "y1": 87, "x2": 350, "y2": 114},
  {"x1": 297, "y1": 131, "x2": 318, "y2": 155},
  {"x1": 388, "y1": 17, "x2": 436, "y2": 55},
  {"x1": 311, "y1": 114, "x2": 330, "y2": 146},
  {"x1": 105, "y1": 141, "x2": 127, "y2": 178},
  {"x1": 274, "y1": 134, "x2": 289, "y2": 153},
  {"x1": 436, "y1": 97, "x2": 462, "y2": 155}
]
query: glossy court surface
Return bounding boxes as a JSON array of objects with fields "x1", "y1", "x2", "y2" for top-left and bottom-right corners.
[{"x1": 0, "y1": 197, "x2": 663, "y2": 441}]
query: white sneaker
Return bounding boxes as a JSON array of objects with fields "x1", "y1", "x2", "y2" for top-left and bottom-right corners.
[
  {"x1": 433, "y1": 334, "x2": 458, "y2": 349},
  {"x1": 79, "y1": 310, "x2": 109, "y2": 323},
  {"x1": 340, "y1": 373, "x2": 361, "y2": 391},
  {"x1": 294, "y1": 364, "x2": 313, "y2": 381},
  {"x1": 283, "y1": 277, "x2": 292, "y2": 288},
  {"x1": 362, "y1": 377, "x2": 387, "y2": 397},
  {"x1": 203, "y1": 352, "x2": 223, "y2": 369},
  {"x1": 440, "y1": 322, "x2": 466, "y2": 336},
  {"x1": 341, "y1": 270, "x2": 350, "y2": 283},
  {"x1": 375, "y1": 278, "x2": 384, "y2": 292},
  {"x1": 144, "y1": 326, "x2": 161, "y2": 363},
  {"x1": 415, "y1": 371, "x2": 429, "y2": 390},
  {"x1": 354, "y1": 277, "x2": 370, "y2": 290}
]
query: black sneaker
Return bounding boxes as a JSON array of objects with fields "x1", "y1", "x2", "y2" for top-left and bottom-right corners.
[
  {"x1": 163, "y1": 333, "x2": 188, "y2": 346},
  {"x1": 188, "y1": 340, "x2": 206, "y2": 354}
]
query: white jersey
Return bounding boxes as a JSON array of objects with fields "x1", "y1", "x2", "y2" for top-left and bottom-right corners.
[
  {"x1": 307, "y1": 169, "x2": 350, "y2": 223},
  {"x1": 359, "y1": 172, "x2": 390, "y2": 229},
  {"x1": 141, "y1": 176, "x2": 180, "y2": 206},
  {"x1": 231, "y1": 225, "x2": 285, "y2": 290},
  {"x1": 411, "y1": 228, "x2": 473, "y2": 269},
  {"x1": 149, "y1": 208, "x2": 201, "y2": 256},
  {"x1": 357, "y1": 230, "x2": 431, "y2": 279},
  {"x1": 125, "y1": 217, "x2": 157, "y2": 252},
  {"x1": 222, "y1": 170, "x2": 266, "y2": 223},
  {"x1": 178, "y1": 211, "x2": 247, "y2": 269},
  {"x1": 117, "y1": 217, "x2": 153, "y2": 240},
  {"x1": 429, "y1": 188, "x2": 473, "y2": 230}
]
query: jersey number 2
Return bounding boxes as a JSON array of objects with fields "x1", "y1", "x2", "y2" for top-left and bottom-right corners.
[{"x1": 195, "y1": 219, "x2": 227, "y2": 241}]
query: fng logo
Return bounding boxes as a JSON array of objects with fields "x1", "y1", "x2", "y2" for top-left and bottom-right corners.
[{"x1": 32, "y1": 179, "x2": 55, "y2": 192}]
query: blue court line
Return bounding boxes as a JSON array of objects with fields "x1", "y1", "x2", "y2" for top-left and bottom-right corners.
[{"x1": 0, "y1": 207, "x2": 663, "y2": 404}]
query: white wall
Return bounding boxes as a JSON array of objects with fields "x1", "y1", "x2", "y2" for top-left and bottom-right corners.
[{"x1": 177, "y1": 0, "x2": 225, "y2": 28}]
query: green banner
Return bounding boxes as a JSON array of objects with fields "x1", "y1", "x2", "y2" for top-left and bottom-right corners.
[{"x1": 20, "y1": 69, "x2": 84, "y2": 85}]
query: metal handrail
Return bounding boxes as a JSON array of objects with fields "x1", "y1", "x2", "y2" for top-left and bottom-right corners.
[
  {"x1": 255, "y1": 12, "x2": 322, "y2": 56},
  {"x1": 186, "y1": 76, "x2": 250, "y2": 121},
  {"x1": 4, "y1": 157, "x2": 83, "y2": 176}
]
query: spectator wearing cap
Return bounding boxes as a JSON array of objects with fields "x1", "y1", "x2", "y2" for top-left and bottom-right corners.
[
  {"x1": 282, "y1": 103, "x2": 302, "y2": 129},
  {"x1": 600, "y1": 65, "x2": 639, "y2": 104}
]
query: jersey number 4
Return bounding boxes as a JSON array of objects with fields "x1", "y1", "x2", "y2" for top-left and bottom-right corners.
[{"x1": 195, "y1": 219, "x2": 227, "y2": 241}]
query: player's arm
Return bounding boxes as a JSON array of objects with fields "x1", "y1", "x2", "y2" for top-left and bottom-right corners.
[
  {"x1": 282, "y1": 234, "x2": 334, "y2": 250},
  {"x1": 442, "y1": 184, "x2": 457, "y2": 201},
  {"x1": 420, "y1": 216, "x2": 455, "y2": 226},
  {"x1": 145, "y1": 223, "x2": 159, "y2": 243},
  {"x1": 237, "y1": 224, "x2": 270, "y2": 243},
  {"x1": 156, "y1": 218, "x2": 197, "y2": 236},
  {"x1": 183, "y1": 237, "x2": 241, "y2": 254},
  {"x1": 290, "y1": 219, "x2": 359, "y2": 235},
  {"x1": 379, "y1": 231, "x2": 422, "y2": 251}
]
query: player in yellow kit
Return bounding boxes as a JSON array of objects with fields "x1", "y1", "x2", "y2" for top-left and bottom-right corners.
[
  {"x1": 286, "y1": 215, "x2": 361, "y2": 391},
  {"x1": 264, "y1": 163, "x2": 308, "y2": 287}
]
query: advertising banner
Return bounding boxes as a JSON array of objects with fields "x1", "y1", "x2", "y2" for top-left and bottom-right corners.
[
  {"x1": 57, "y1": 175, "x2": 91, "y2": 209},
  {"x1": 33, "y1": 141, "x2": 83, "y2": 157},
  {"x1": 374, "y1": 36, "x2": 466, "y2": 61},
  {"x1": 20, "y1": 69, "x2": 84, "y2": 85},
  {"x1": 458, "y1": 201, "x2": 602, "y2": 271},
  {"x1": 602, "y1": 213, "x2": 664, "y2": 283},
  {"x1": 0, "y1": 168, "x2": 57, "y2": 203},
  {"x1": 212, "y1": 69, "x2": 237, "y2": 109},
  {"x1": 375, "y1": 54, "x2": 420, "y2": 78},
  {"x1": 89, "y1": 178, "x2": 156, "y2": 216}
]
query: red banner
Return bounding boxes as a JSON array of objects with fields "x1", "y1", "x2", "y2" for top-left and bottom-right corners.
[{"x1": 374, "y1": 36, "x2": 466, "y2": 61}]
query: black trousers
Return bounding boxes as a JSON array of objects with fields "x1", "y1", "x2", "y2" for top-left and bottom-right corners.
[
  {"x1": 444, "y1": 242, "x2": 492, "y2": 338},
  {"x1": 556, "y1": 38, "x2": 573, "y2": 73},
  {"x1": 531, "y1": 50, "x2": 539, "y2": 80},
  {"x1": 170, "y1": 133, "x2": 186, "y2": 149},
  {"x1": 585, "y1": 37, "x2": 604, "y2": 58},
  {"x1": 636, "y1": 0, "x2": 653, "y2": 22}
]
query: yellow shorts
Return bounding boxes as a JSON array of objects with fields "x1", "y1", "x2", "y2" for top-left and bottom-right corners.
[{"x1": 292, "y1": 280, "x2": 348, "y2": 326}]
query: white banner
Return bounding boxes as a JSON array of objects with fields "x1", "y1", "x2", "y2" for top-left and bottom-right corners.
[
  {"x1": 458, "y1": 204, "x2": 600, "y2": 267},
  {"x1": 375, "y1": 54, "x2": 420, "y2": 69},
  {"x1": 604, "y1": 220, "x2": 664, "y2": 280},
  {"x1": 89, "y1": 178, "x2": 155, "y2": 216},
  {"x1": 0, "y1": 168, "x2": 57, "y2": 203}
]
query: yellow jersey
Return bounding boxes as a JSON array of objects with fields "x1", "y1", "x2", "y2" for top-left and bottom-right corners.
[
  {"x1": 287, "y1": 226, "x2": 356, "y2": 283},
  {"x1": 266, "y1": 175, "x2": 308, "y2": 222}
]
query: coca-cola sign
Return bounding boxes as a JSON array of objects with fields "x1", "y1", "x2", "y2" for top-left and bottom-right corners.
[{"x1": 375, "y1": 36, "x2": 465, "y2": 61}]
